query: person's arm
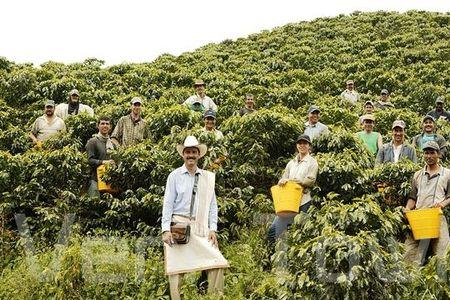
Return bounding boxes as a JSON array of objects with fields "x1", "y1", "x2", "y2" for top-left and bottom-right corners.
[
  {"x1": 209, "y1": 97, "x2": 218, "y2": 112},
  {"x1": 375, "y1": 144, "x2": 384, "y2": 165},
  {"x1": 29, "y1": 119, "x2": 39, "y2": 144},
  {"x1": 406, "y1": 173, "x2": 419, "y2": 210},
  {"x1": 377, "y1": 133, "x2": 383, "y2": 152},
  {"x1": 161, "y1": 172, "x2": 177, "y2": 246},
  {"x1": 435, "y1": 176, "x2": 450, "y2": 208},
  {"x1": 208, "y1": 192, "x2": 219, "y2": 247},
  {"x1": 60, "y1": 119, "x2": 67, "y2": 133},
  {"x1": 85, "y1": 139, "x2": 102, "y2": 168},
  {"x1": 29, "y1": 132, "x2": 38, "y2": 144},
  {"x1": 410, "y1": 146, "x2": 417, "y2": 163},
  {"x1": 110, "y1": 118, "x2": 123, "y2": 146},
  {"x1": 278, "y1": 161, "x2": 291, "y2": 185},
  {"x1": 297, "y1": 160, "x2": 319, "y2": 188}
]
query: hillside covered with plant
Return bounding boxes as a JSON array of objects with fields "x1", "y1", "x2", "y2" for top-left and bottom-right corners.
[{"x1": 1, "y1": 10, "x2": 450, "y2": 299}]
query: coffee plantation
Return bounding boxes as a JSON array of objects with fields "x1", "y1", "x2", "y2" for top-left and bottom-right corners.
[{"x1": 1, "y1": 10, "x2": 450, "y2": 299}]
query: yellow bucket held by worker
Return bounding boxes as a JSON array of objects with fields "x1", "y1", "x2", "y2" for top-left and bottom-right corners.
[
  {"x1": 97, "y1": 165, "x2": 116, "y2": 193},
  {"x1": 271, "y1": 181, "x2": 303, "y2": 216},
  {"x1": 405, "y1": 208, "x2": 442, "y2": 240}
]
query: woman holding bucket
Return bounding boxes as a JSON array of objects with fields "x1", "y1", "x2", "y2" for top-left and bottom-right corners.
[{"x1": 268, "y1": 134, "x2": 318, "y2": 243}]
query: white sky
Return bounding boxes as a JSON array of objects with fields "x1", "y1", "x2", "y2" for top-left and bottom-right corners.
[{"x1": 1, "y1": 0, "x2": 449, "y2": 66}]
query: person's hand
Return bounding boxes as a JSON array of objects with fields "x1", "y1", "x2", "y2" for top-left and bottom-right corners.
[
  {"x1": 402, "y1": 207, "x2": 411, "y2": 214},
  {"x1": 103, "y1": 159, "x2": 115, "y2": 165},
  {"x1": 162, "y1": 231, "x2": 174, "y2": 247},
  {"x1": 209, "y1": 231, "x2": 218, "y2": 248},
  {"x1": 278, "y1": 178, "x2": 288, "y2": 186},
  {"x1": 434, "y1": 202, "x2": 445, "y2": 209}
]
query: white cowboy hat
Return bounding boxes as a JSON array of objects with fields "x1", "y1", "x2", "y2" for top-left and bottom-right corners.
[{"x1": 176, "y1": 136, "x2": 207, "y2": 158}]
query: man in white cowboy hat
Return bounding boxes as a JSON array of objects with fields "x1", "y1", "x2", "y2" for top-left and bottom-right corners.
[
  {"x1": 55, "y1": 89, "x2": 94, "y2": 120},
  {"x1": 183, "y1": 79, "x2": 218, "y2": 112},
  {"x1": 161, "y1": 135, "x2": 229, "y2": 299}
]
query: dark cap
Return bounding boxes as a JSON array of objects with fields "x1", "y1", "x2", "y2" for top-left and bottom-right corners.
[
  {"x1": 296, "y1": 134, "x2": 311, "y2": 144},
  {"x1": 422, "y1": 115, "x2": 435, "y2": 123},
  {"x1": 423, "y1": 141, "x2": 440, "y2": 152},
  {"x1": 307, "y1": 105, "x2": 320, "y2": 114},
  {"x1": 203, "y1": 109, "x2": 216, "y2": 119}
]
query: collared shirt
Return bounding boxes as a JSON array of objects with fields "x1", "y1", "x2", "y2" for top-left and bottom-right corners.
[
  {"x1": 55, "y1": 103, "x2": 94, "y2": 120},
  {"x1": 375, "y1": 142, "x2": 417, "y2": 165},
  {"x1": 304, "y1": 121, "x2": 329, "y2": 141},
  {"x1": 111, "y1": 114, "x2": 150, "y2": 147},
  {"x1": 409, "y1": 166, "x2": 450, "y2": 209},
  {"x1": 202, "y1": 127, "x2": 224, "y2": 140},
  {"x1": 161, "y1": 165, "x2": 218, "y2": 232},
  {"x1": 281, "y1": 154, "x2": 319, "y2": 205},
  {"x1": 183, "y1": 94, "x2": 217, "y2": 112},
  {"x1": 30, "y1": 115, "x2": 66, "y2": 141},
  {"x1": 412, "y1": 133, "x2": 447, "y2": 157},
  {"x1": 427, "y1": 109, "x2": 450, "y2": 122},
  {"x1": 340, "y1": 89, "x2": 360, "y2": 106}
]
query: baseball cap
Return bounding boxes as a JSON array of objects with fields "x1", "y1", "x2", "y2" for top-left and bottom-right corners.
[
  {"x1": 203, "y1": 109, "x2": 216, "y2": 119},
  {"x1": 423, "y1": 141, "x2": 440, "y2": 152},
  {"x1": 422, "y1": 115, "x2": 435, "y2": 123},
  {"x1": 364, "y1": 100, "x2": 374, "y2": 107},
  {"x1": 193, "y1": 79, "x2": 206, "y2": 87},
  {"x1": 45, "y1": 100, "x2": 55, "y2": 107},
  {"x1": 131, "y1": 97, "x2": 143, "y2": 105},
  {"x1": 307, "y1": 105, "x2": 320, "y2": 114},
  {"x1": 392, "y1": 120, "x2": 406, "y2": 129},
  {"x1": 346, "y1": 80, "x2": 354, "y2": 85},
  {"x1": 69, "y1": 89, "x2": 80, "y2": 96},
  {"x1": 361, "y1": 114, "x2": 375, "y2": 122},
  {"x1": 436, "y1": 96, "x2": 445, "y2": 104},
  {"x1": 380, "y1": 89, "x2": 389, "y2": 95},
  {"x1": 296, "y1": 134, "x2": 312, "y2": 144}
]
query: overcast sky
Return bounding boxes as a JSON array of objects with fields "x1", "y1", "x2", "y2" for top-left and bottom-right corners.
[{"x1": 1, "y1": 0, "x2": 449, "y2": 66}]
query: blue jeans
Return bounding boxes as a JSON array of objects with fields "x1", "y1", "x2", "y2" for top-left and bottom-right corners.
[{"x1": 268, "y1": 201, "x2": 311, "y2": 244}]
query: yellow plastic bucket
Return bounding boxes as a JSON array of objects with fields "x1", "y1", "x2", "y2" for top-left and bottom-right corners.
[
  {"x1": 405, "y1": 208, "x2": 442, "y2": 240},
  {"x1": 97, "y1": 165, "x2": 116, "y2": 193},
  {"x1": 271, "y1": 181, "x2": 303, "y2": 216}
]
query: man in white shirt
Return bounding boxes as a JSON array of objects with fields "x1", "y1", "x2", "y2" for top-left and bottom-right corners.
[
  {"x1": 183, "y1": 80, "x2": 217, "y2": 112},
  {"x1": 29, "y1": 100, "x2": 66, "y2": 145},
  {"x1": 340, "y1": 80, "x2": 361, "y2": 106},
  {"x1": 55, "y1": 89, "x2": 94, "y2": 120},
  {"x1": 303, "y1": 105, "x2": 329, "y2": 140}
]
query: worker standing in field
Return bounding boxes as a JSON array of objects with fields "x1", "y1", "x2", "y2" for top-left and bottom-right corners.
[
  {"x1": 29, "y1": 100, "x2": 66, "y2": 145},
  {"x1": 55, "y1": 89, "x2": 94, "y2": 120},
  {"x1": 183, "y1": 80, "x2": 218, "y2": 113},
  {"x1": 268, "y1": 134, "x2": 318, "y2": 243},
  {"x1": 356, "y1": 114, "x2": 383, "y2": 156},
  {"x1": 359, "y1": 101, "x2": 375, "y2": 125},
  {"x1": 238, "y1": 93, "x2": 256, "y2": 116},
  {"x1": 111, "y1": 97, "x2": 150, "y2": 147},
  {"x1": 303, "y1": 105, "x2": 329, "y2": 141},
  {"x1": 340, "y1": 80, "x2": 361, "y2": 107},
  {"x1": 427, "y1": 96, "x2": 450, "y2": 121},
  {"x1": 376, "y1": 120, "x2": 417, "y2": 165},
  {"x1": 375, "y1": 89, "x2": 394, "y2": 110},
  {"x1": 202, "y1": 110, "x2": 224, "y2": 140},
  {"x1": 404, "y1": 141, "x2": 450, "y2": 265},
  {"x1": 412, "y1": 115, "x2": 446, "y2": 158}
]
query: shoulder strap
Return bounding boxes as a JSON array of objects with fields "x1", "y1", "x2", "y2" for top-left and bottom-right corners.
[{"x1": 189, "y1": 173, "x2": 199, "y2": 220}]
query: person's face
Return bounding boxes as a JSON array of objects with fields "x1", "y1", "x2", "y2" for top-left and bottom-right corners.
[
  {"x1": 245, "y1": 96, "x2": 254, "y2": 107},
  {"x1": 204, "y1": 116, "x2": 215, "y2": 129},
  {"x1": 364, "y1": 104, "x2": 374, "y2": 114},
  {"x1": 98, "y1": 120, "x2": 111, "y2": 135},
  {"x1": 308, "y1": 111, "x2": 319, "y2": 124},
  {"x1": 423, "y1": 119, "x2": 435, "y2": 134},
  {"x1": 436, "y1": 103, "x2": 444, "y2": 111},
  {"x1": 296, "y1": 140, "x2": 310, "y2": 155},
  {"x1": 392, "y1": 127, "x2": 404, "y2": 143},
  {"x1": 195, "y1": 84, "x2": 205, "y2": 95},
  {"x1": 380, "y1": 93, "x2": 388, "y2": 101},
  {"x1": 183, "y1": 147, "x2": 200, "y2": 167},
  {"x1": 131, "y1": 102, "x2": 142, "y2": 115},
  {"x1": 45, "y1": 105, "x2": 55, "y2": 116},
  {"x1": 70, "y1": 94, "x2": 79, "y2": 103},
  {"x1": 347, "y1": 83, "x2": 354, "y2": 90},
  {"x1": 424, "y1": 149, "x2": 439, "y2": 166},
  {"x1": 363, "y1": 120, "x2": 374, "y2": 131}
]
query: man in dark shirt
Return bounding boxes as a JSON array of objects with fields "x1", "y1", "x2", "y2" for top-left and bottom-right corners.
[
  {"x1": 427, "y1": 97, "x2": 450, "y2": 121},
  {"x1": 239, "y1": 94, "x2": 256, "y2": 116},
  {"x1": 85, "y1": 116, "x2": 116, "y2": 197}
]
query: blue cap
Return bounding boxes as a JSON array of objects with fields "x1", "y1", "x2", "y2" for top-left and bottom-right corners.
[{"x1": 203, "y1": 109, "x2": 216, "y2": 119}]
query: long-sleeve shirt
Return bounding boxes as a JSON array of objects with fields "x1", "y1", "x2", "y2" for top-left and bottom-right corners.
[
  {"x1": 281, "y1": 154, "x2": 319, "y2": 205},
  {"x1": 85, "y1": 136, "x2": 114, "y2": 180},
  {"x1": 183, "y1": 94, "x2": 217, "y2": 112},
  {"x1": 375, "y1": 142, "x2": 417, "y2": 165},
  {"x1": 304, "y1": 121, "x2": 329, "y2": 141},
  {"x1": 340, "y1": 89, "x2": 360, "y2": 106},
  {"x1": 111, "y1": 114, "x2": 150, "y2": 147},
  {"x1": 412, "y1": 133, "x2": 447, "y2": 158},
  {"x1": 161, "y1": 165, "x2": 218, "y2": 232}
]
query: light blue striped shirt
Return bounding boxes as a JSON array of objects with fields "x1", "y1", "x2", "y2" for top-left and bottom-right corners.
[{"x1": 161, "y1": 165, "x2": 218, "y2": 232}]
